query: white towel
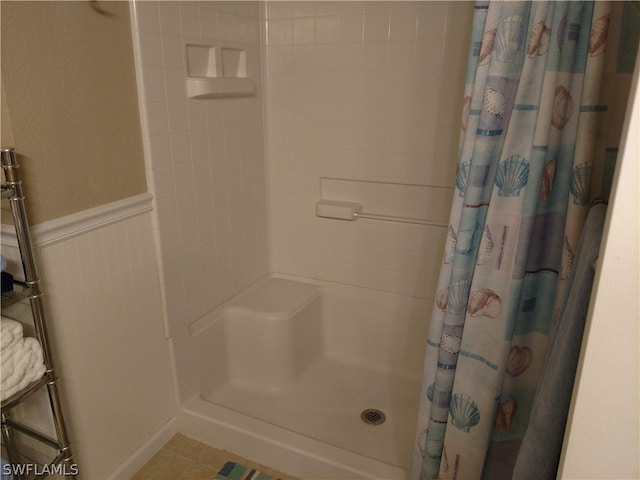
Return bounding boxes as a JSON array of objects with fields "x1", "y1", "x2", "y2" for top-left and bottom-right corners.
[
  {"x1": 1, "y1": 317, "x2": 46, "y2": 401},
  {"x1": 1, "y1": 318, "x2": 23, "y2": 351}
]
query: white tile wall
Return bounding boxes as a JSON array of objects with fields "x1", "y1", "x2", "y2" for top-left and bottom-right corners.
[
  {"x1": 130, "y1": 1, "x2": 268, "y2": 336},
  {"x1": 263, "y1": 1, "x2": 474, "y2": 299}
]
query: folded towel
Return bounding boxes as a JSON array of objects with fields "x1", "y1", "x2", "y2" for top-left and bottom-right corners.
[
  {"x1": 1, "y1": 318, "x2": 23, "y2": 351},
  {"x1": 1, "y1": 317, "x2": 46, "y2": 402}
]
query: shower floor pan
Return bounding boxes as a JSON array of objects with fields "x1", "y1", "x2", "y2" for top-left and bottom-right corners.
[
  {"x1": 175, "y1": 274, "x2": 430, "y2": 479},
  {"x1": 202, "y1": 356, "x2": 419, "y2": 468}
]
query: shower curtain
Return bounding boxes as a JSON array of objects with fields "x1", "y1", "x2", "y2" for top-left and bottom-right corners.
[{"x1": 411, "y1": 1, "x2": 638, "y2": 479}]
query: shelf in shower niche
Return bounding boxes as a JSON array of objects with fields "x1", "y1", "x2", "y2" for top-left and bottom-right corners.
[
  {"x1": 186, "y1": 77, "x2": 255, "y2": 99},
  {"x1": 185, "y1": 44, "x2": 254, "y2": 99}
]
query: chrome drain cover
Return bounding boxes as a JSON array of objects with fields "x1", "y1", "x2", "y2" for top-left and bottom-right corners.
[{"x1": 361, "y1": 408, "x2": 386, "y2": 425}]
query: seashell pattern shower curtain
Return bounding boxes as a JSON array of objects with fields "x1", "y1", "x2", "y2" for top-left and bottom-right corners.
[{"x1": 411, "y1": 1, "x2": 639, "y2": 479}]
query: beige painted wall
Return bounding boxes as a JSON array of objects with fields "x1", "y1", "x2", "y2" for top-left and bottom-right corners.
[{"x1": 1, "y1": 1, "x2": 147, "y2": 225}]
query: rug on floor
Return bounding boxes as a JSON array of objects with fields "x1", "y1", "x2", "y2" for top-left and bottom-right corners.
[{"x1": 214, "y1": 461, "x2": 281, "y2": 480}]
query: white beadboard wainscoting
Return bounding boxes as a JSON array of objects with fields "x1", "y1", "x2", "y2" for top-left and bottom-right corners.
[{"x1": 1, "y1": 194, "x2": 175, "y2": 480}]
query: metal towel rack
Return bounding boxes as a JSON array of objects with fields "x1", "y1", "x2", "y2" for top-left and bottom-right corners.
[{"x1": 1, "y1": 147, "x2": 76, "y2": 477}]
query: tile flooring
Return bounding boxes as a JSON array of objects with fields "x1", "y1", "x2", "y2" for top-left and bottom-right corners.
[{"x1": 131, "y1": 434, "x2": 302, "y2": 480}]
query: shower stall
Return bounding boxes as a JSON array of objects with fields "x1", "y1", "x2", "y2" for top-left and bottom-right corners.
[
  {"x1": 173, "y1": 274, "x2": 431, "y2": 478},
  {"x1": 129, "y1": 1, "x2": 477, "y2": 477}
]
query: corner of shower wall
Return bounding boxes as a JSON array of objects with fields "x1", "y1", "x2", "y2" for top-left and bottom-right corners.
[
  {"x1": 129, "y1": 0, "x2": 269, "y2": 339},
  {"x1": 258, "y1": 0, "x2": 276, "y2": 277},
  {"x1": 128, "y1": 0, "x2": 173, "y2": 340}
]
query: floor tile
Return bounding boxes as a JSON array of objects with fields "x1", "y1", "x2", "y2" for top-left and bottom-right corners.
[{"x1": 132, "y1": 434, "x2": 303, "y2": 480}]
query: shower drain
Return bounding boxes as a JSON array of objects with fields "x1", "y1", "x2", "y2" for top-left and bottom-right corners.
[{"x1": 360, "y1": 408, "x2": 386, "y2": 425}]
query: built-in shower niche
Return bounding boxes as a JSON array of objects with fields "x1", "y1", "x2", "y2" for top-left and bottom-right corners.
[{"x1": 185, "y1": 44, "x2": 254, "y2": 99}]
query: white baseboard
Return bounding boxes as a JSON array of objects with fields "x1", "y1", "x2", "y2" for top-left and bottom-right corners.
[{"x1": 105, "y1": 417, "x2": 177, "y2": 480}]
